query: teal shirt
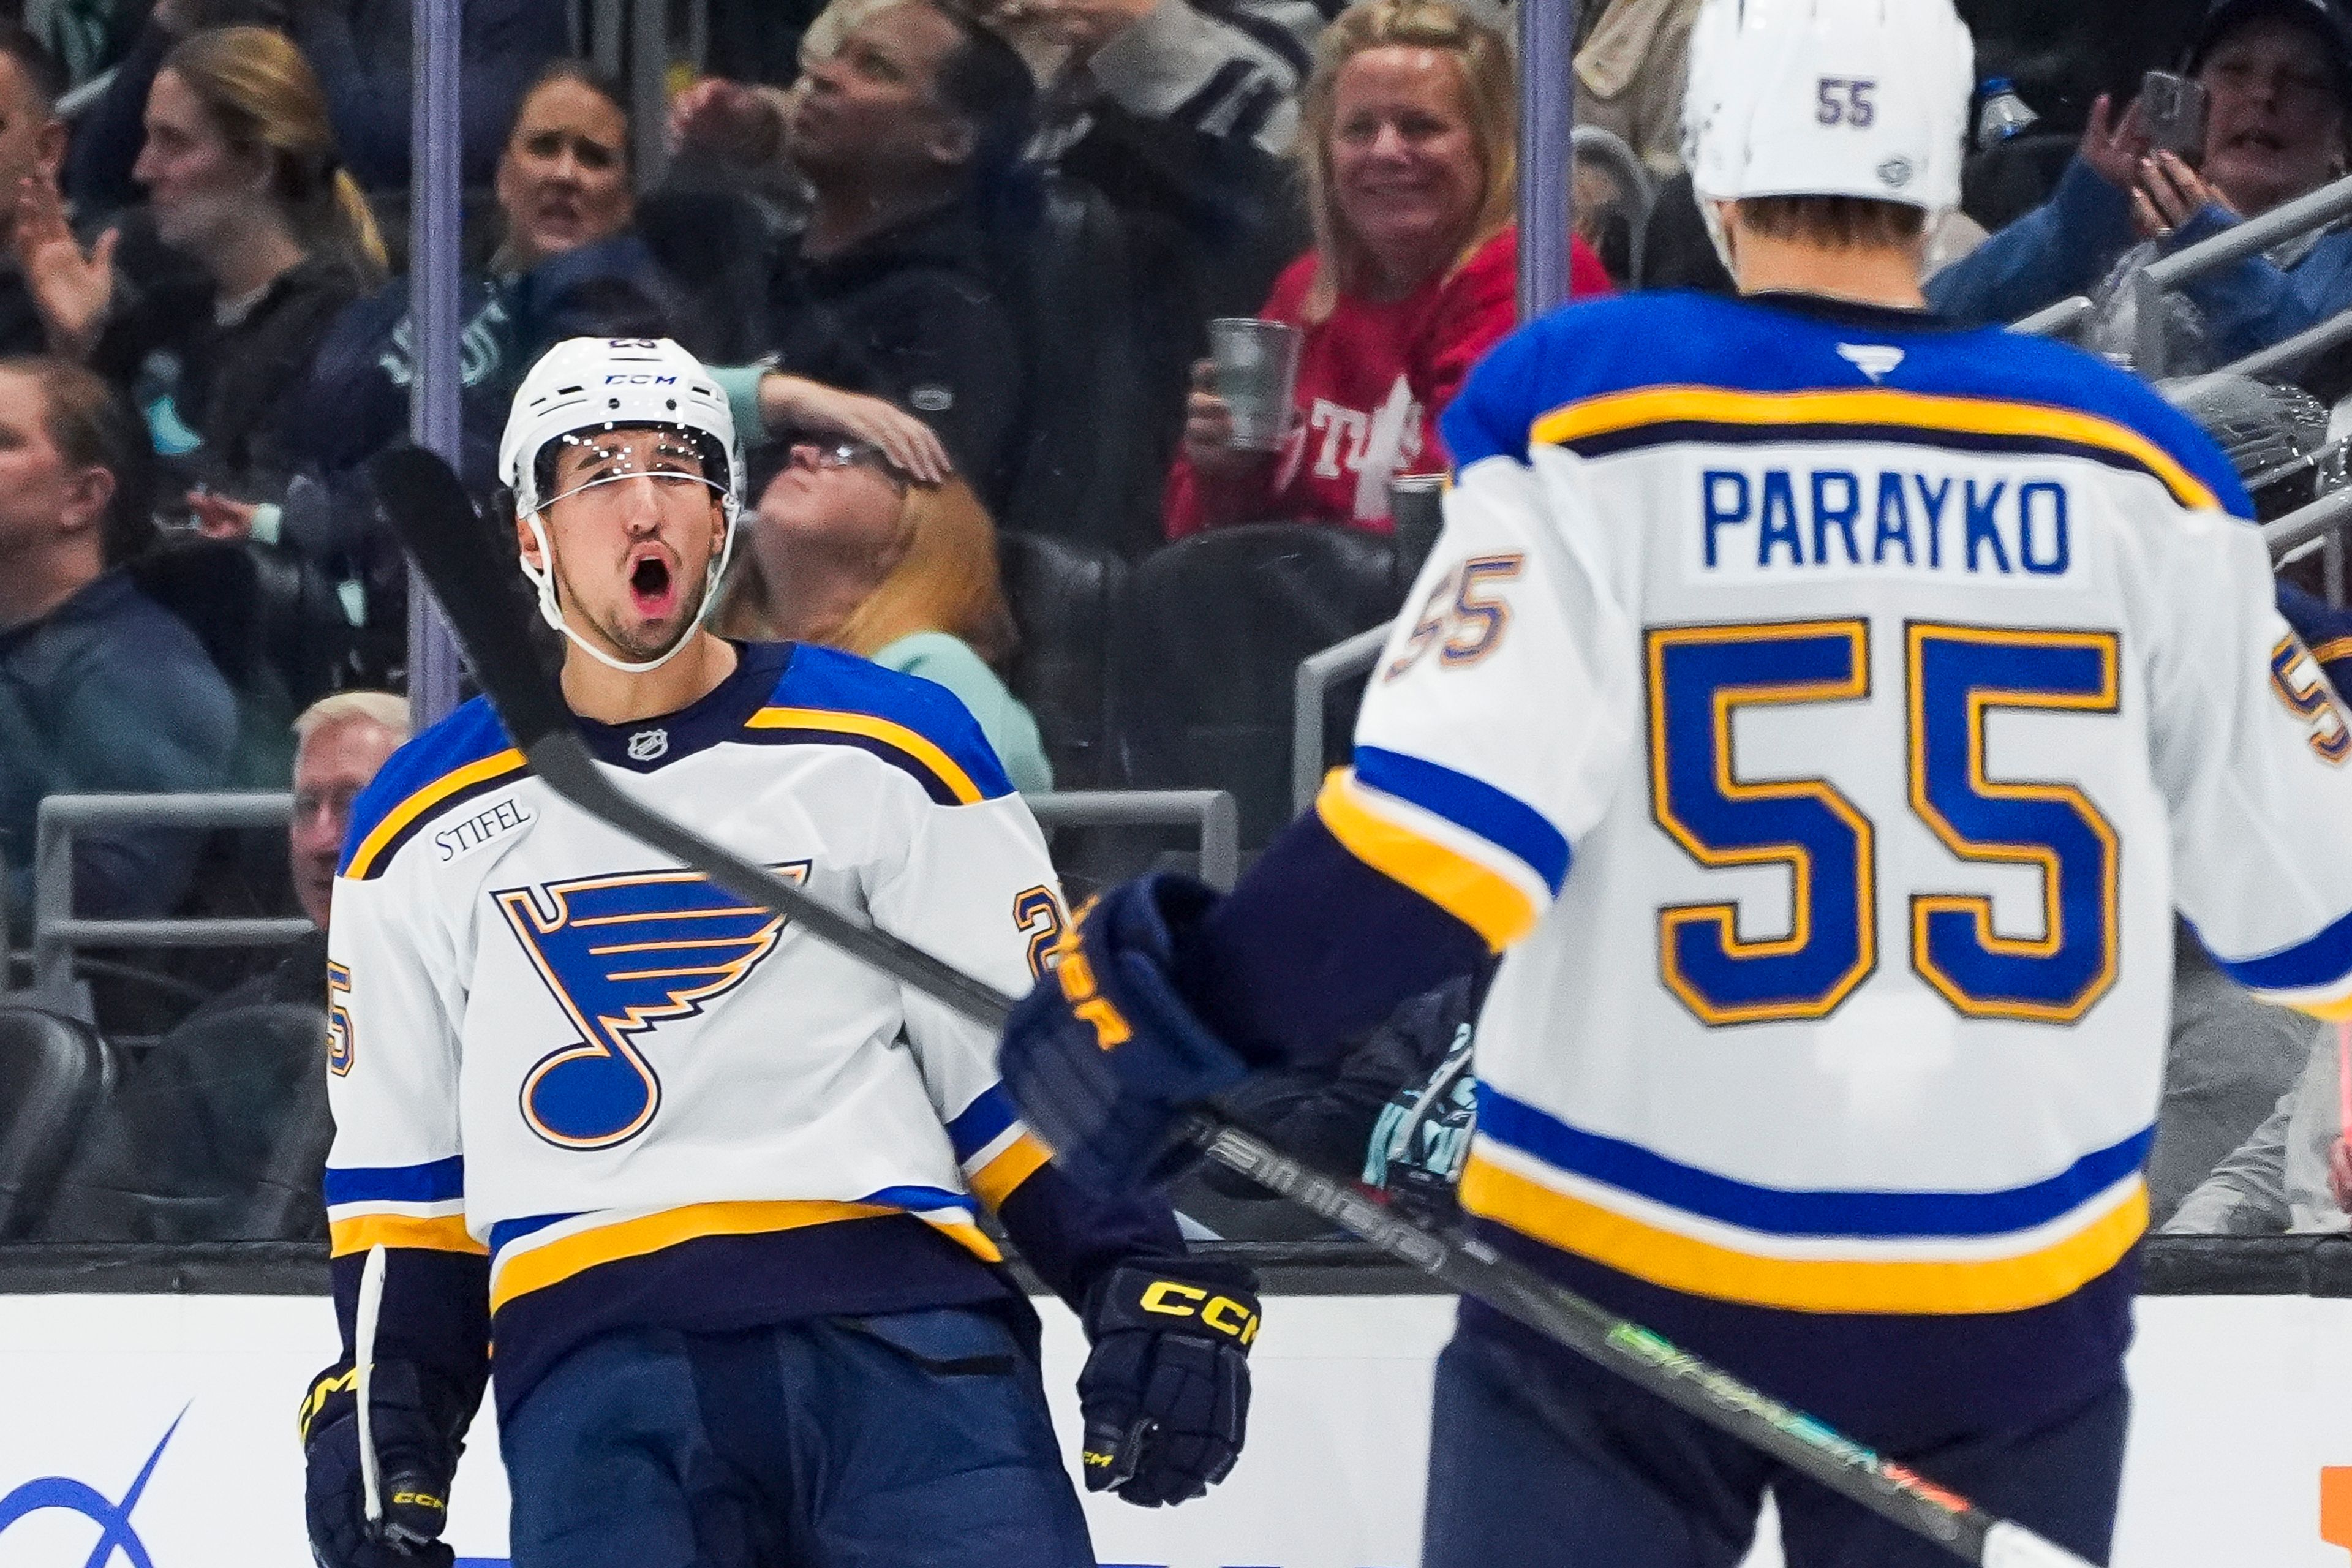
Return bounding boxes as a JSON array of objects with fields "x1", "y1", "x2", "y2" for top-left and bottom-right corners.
[{"x1": 870, "y1": 632, "x2": 1054, "y2": 794}]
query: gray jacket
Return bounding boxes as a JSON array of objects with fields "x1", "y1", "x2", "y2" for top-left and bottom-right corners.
[{"x1": 2166, "y1": 1021, "x2": 2348, "y2": 1235}]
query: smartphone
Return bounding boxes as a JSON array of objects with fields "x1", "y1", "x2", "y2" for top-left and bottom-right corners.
[{"x1": 2141, "y1": 69, "x2": 2209, "y2": 160}]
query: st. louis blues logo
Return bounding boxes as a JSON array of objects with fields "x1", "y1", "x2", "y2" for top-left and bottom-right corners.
[{"x1": 497, "y1": 864, "x2": 807, "y2": 1149}]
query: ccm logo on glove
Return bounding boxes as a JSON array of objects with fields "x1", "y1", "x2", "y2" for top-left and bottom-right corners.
[
  {"x1": 1054, "y1": 911, "x2": 1132, "y2": 1049},
  {"x1": 1139, "y1": 1279, "x2": 1259, "y2": 1344}
]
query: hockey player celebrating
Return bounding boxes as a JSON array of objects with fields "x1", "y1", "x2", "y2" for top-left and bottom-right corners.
[
  {"x1": 999, "y1": 1, "x2": 2352, "y2": 1563},
  {"x1": 300, "y1": 336, "x2": 1255, "y2": 1568}
]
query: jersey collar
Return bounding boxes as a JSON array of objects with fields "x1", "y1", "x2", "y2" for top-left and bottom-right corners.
[
  {"x1": 576, "y1": 640, "x2": 793, "y2": 772},
  {"x1": 1744, "y1": 290, "x2": 1966, "y2": 334}
]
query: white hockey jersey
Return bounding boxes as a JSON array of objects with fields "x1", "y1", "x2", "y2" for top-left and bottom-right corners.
[
  {"x1": 1311, "y1": 291, "x2": 2352, "y2": 1427},
  {"x1": 321, "y1": 641, "x2": 1174, "y2": 1412}
]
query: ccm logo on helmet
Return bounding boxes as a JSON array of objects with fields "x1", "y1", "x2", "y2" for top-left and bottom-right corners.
[
  {"x1": 604, "y1": 372, "x2": 679, "y2": 385},
  {"x1": 1139, "y1": 1280, "x2": 1260, "y2": 1344}
]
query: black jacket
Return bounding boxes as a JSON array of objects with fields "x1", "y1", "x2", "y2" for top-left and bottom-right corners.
[
  {"x1": 766, "y1": 201, "x2": 1026, "y2": 508},
  {"x1": 96, "y1": 249, "x2": 376, "y2": 505}
]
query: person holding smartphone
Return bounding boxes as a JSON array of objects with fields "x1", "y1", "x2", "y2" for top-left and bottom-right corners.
[{"x1": 1929, "y1": 0, "x2": 2352, "y2": 364}]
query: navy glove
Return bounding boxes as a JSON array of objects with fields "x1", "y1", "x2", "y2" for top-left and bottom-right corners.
[
  {"x1": 999, "y1": 875, "x2": 1250, "y2": 1191},
  {"x1": 1078, "y1": 1262, "x2": 1258, "y2": 1506},
  {"x1": 300, "y1": 1359, "x2": 464, "y2": 1568}
]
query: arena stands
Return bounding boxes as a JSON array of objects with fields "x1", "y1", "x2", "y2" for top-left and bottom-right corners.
[{"x1": 11, "y1": 0, "x2": 2352, "y2": 1258}]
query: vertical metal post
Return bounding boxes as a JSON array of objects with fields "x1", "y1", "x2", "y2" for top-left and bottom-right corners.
[
  {"x1": 1517, "y1": 0, "x2": 1577, "y2": 320},
  {"x1": 632, "y1": 0, "x2": 670, "y2": 185},
  {"x1": 407, "y1": 0, "x2": 467, "y2": 726},
  {"x1": 2328, "y1": 527, "x2": 2346, "y2": 608}
]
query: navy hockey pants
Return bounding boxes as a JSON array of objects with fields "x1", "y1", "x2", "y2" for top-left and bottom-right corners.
[
  {"x1": 1422, "y1": 1329, "x2": 2128, "y2": 1568},
  {"x1": 498, "y1": 1306, "x2": 1095, "y2": 1568}
]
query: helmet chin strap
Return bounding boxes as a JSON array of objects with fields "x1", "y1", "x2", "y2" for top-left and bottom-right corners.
[{"x1": 518, "y1": 501, "x2": 741, "y2": 677}]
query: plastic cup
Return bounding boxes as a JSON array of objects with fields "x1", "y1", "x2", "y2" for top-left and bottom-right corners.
[{"x1": 1207, "y1": 318, "x2": 1303, "y2": 451}]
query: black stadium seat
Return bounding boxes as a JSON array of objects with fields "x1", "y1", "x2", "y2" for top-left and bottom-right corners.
[
  {"x1": 1109, "y1": 524, "x2": 1408, "y2": 850},
  {"x1": 999, "y1": 530, "x2": 1128, "y2": 790},
  {"x1": 0, "y1": 1007, "x2": 115, "y2": 1239},
  {"x1": 39, "y1": 1002, "x2": 332, "y2": 1242},
  {"x1": 998, "y1": 176, "x2": 1189, "y2": 559}
]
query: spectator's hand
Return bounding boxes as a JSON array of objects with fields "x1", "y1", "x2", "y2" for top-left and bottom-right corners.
[
  {"x1": 2329, "y1": 1137, "x2": 2352, "y2": 1214},
  {"x1": 2080, "y1": 92, "x2": 2152, "y2": 193},
  {"x1": 2133, "y1": 149, "x2": 2238, "y2": 240},
  {"x1": 13, "y1": 178, "x2": 116, "y2": 363},
  {"x1": 993, "y1": 0, "x2": 1159, "y2": 60},
  {"x1": 758, "y1": 374, "x2": 952, "y2": 485},
  {"x1": 670, "y1": 78, "x2": 783, "y2": 165},
  {"x1": 1182, "y1": 359, "x2": 1265, "y2": 479},
  {"x1": 187, "y1": 490, "x2": 260, "y2": 541}
]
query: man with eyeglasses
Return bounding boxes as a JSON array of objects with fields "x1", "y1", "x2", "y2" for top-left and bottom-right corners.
[{"x1": 1932, "y1": 0, "x2": 2352, "y2": 365}]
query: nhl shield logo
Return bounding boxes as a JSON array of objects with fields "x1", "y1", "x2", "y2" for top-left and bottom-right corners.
[
  {"x1": 1876, "y1": 156, "x2": 1915, "y2": 190},
  {"x1": 627, "y1": 728, "x2": 669, "y2": 762}
]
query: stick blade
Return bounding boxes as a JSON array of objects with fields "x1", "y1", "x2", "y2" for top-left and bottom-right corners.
[{"x1": 368, "y1": 445, "x2": 569, "y2": 750}]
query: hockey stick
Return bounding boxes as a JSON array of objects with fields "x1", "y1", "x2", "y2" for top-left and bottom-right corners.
[
  {"x1": 369, "y1": 447, "x2": 2092, "y2": 1568},
  {"x1": 353, "y1": 1242, "x2": 388, "y2": 1527}
]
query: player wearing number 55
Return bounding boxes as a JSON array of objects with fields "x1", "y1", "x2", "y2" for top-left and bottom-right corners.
[
  {"x1": 998, "y1": 1, "x2": 2352, "y2": 1564},
  {"x1": 298, "y1": 336, "x2": 1254, "y2": 1568}
]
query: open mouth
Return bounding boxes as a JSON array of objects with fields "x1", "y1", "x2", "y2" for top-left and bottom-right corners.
[{"x1": 629, "y1": 553, "x2": 676, "y2": 619}]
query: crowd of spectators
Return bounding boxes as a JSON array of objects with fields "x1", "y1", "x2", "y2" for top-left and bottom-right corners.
[{"x1": 10, "y1": 0, "x2": 2352, "y2": 1246}]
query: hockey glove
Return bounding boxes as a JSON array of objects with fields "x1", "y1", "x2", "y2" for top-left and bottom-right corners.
[
  {"x1": 300, "y1": 1358, "x2": 464, "y2": 1568},
  {"x1": 1077, "y1": 1262, "x2": 1258, "y2": 1506},
  {"x1": 998, "y1": 874, "x2": 1250, "y2": 1192}
]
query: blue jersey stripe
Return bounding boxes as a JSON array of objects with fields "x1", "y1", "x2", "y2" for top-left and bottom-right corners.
[
  {"x1": 323, "y1": 1156, "x2": 467, "y2": 1206},
  {"x1": 1476, "y1": 1087, "x2": 2152, "y2": 1238},
  {"x1": 856, "y1": 1184, "x2": 976, "y2": 1215},
  {"x1": 488, "y1": 1212, "x2": 579, "y2": 1257},
  {"x1": 945, "y1": 1084, "x2": 1020, "y2": 1163},
  {"x1": 1354, "y1": 746, "x2": 1572, "y2": 892},
  {"x1": 1440, "y1": 291, "x2": 2252, "y2": 522},
  {"x1": 2207, "y1": 905, "x2": 2352, "y2": 992}
]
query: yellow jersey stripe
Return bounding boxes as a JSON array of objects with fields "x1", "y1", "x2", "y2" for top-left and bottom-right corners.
[
  {"x1": 329, "y1": 1213, "x2": 487, "y2": 1258},
  {"x1": 2310, "y1": 636, "x2": 2352, "y2": 668},
  {"x1": 1316, "y1": 773, "x2": 1540, "y2": 951},
  {"x1": 1528, "y1": 386, "x2": 2221, "y2": 514},
  {"x1": 2291, "y1": 987, "x2": 2352, "y2": 1022},
  {"x1": 1458, "y1": 1154, "x2": 2146, "y2": 1315},
  {"x1": 344, "y1": 748, "x2": 528, "y2": 880},
  {"x1": 745, "y1": 707, "x2": 984, "y2": 805},
  {"x1": 486, "y1": 1199, "x2": 1002, "y2": 1313},
  {"x1": 968, "y1": 1133, "x2": 1053, "y2": 1210}
]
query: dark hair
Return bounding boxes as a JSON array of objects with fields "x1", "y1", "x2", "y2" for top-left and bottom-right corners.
[
  {"x1": 1735, "y1": 194, "x2": 1927, "y2": 250},
  {"x1": 0, "y1": 356, "x2": 158, "y2": 567},
  {"x1": 510, "y1": 57, "x2": 631, "y2": 151},
  {"x1": 919, "y1": 0, "x2": 1036, "y2": 189},
  {"x1": 0, "y1": 26, "x2": 64, "y2": 119}
]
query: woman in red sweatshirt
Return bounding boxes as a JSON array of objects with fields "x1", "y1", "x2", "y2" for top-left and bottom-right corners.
[{"x1": 1166, "y1": 0, "x2": 1609, "y2": 540}]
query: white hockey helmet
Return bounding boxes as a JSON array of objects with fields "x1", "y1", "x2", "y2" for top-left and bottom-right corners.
[
  {"x1": 1682, "y1": 0, "x2": 1973, "y2": 217},
  {"x1": 498, "y1": 336, "x2": 745, "y2": 674}
]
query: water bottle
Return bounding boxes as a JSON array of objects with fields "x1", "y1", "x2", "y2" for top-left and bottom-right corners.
[{"x1": 1976, "y1": 78, "x2": 2038, "y2": 149}]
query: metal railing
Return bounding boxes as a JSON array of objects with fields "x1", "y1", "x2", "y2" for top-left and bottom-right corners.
[
  {"x1": 2013, "y1": 169, "x2": 2352, "y2": 342},
  {"x1": 1028, "y1": 790, "x2": 1241, "y2": 892},
  {"x1": 29, "y1": 793, "x2": 312, "y2": 1011},
  {"x1": 19, "y1": 786, "x2": 1240, "y2": 1014},
  {"x1": 1292, "y1": 624, "x2": 1394, "y2": 815}
]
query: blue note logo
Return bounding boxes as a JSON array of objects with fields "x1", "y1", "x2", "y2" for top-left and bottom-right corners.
[
  {"x1": 0, "y1": 1408, "x2": 183, "y2": 1566},
  {"x1": 499, "y1": 865, "x2": 807, "y2": 1149}
]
